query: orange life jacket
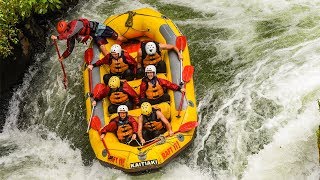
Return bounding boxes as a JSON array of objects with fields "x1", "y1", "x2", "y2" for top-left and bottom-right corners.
[
  {"x1": 143, "y1": 109, "x2": 164, "y2": 131},
  {"x1": 109, "y1": 56, "x2": 129, "y2": 74},
  {"x1": 141, "y1": 41, "x2": 162, "y2": 68},
  {"x1": 146, "y1": 80, "x2": 164, "y2": 100},
  {"x1": 116, "y1": 118, "x2": 133, "y2": 142},
  {"x1": 109, "y1": 91, "x2": 129, "y2": 105},
  {"x1": 142, "y1": 52, "x2": 162, "y2": 66}
]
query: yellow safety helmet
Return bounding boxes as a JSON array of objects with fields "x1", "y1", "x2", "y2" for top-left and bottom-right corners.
[
  {"x1": 108, "y1": 76, "x2": 120, "y2": 89},
  {"x1": 141, "y1": 102, "x2": 152, "y2": 116}
]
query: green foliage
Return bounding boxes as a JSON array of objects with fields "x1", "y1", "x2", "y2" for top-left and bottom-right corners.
[{"x1": 0, "y1": 0, "x2": 62, "y2": 58}]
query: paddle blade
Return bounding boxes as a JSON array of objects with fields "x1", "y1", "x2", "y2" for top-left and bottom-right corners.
[
  {"x1": 90, "y1": 116, "x2": 101, "y2": 131},
  {"x1": 182, "y1": 65, "x2": 194, "y2": 83},
  {"x1": 84, "y1": 48, "x2": 93, "y2": 64},
  {"x1": 176, "y1": 36, "x2": 187, "y2": 51},
  {"x1": 179, "y1": 121, "x2": 199, "y2": 133}
]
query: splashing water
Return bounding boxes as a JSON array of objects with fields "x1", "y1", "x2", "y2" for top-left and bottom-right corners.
[{"x1": 1, "y1": 0, "x2": 320, "y2": 179}]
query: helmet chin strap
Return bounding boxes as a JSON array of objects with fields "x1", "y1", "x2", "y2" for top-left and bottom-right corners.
[{"x1": 150, "y1": 76, "x2": 157, "y2": 86}]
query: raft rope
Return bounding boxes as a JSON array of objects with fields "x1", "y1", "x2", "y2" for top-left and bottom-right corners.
[{"x1": 105, "y1": 11, "x2": 170, "y2": 39}]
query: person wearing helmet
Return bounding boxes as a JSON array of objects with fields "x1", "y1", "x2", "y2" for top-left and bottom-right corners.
[
  {"x1": 100, "y1": 105, "x2": 138, "y2": 145},
  {"x1": 88, "y1": 44, "x2": 137, "y2": 82},
  {"x1": 137, "y1": 102, "x2": 173, "y2": 145},
  {"x1": 91, "y1": 76, "x2": 139, "y2": 114},
  {"x1": 136, "y1": 41, "x2": 183, "y2": 79},
  {"x1": 139, "y1": 65, "x2": 185, "y2": 105},
  {"x1": 51, "y1": 19, "x2": 126, "y2": 61}
]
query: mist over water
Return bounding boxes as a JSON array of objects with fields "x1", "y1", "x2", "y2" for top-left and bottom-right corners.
[{"x1": 1, "y1": 0, "x2": 320, "y2": 179}]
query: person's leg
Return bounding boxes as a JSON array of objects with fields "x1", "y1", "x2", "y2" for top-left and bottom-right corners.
[
  {"x1": 148, "y1": 98, "x2": 158, "y2": 105},
  {"x1": 103, "y1": 74, "x2": 112, "y2": 85},
  {"x1": 99, "y1": 44, "x2": 109, "y2": 56},
  {"x1": 108, "y1": 104, "x2": 118, "y2": 114},
  {"x1": 142, "y1": 129, "x2": 153, "y2": 142},
  {"x1": 152, "y1": 93, "x2": 170, "y2": 105},
  {"x1": 92, "y1": 36, "x2": 109, "y2": 56},
  {"x1": 122, "y1": 69, "x2": 134, "y2": 81},
  {"x1": 156, "y1": 61, "x2": 166, "y2": 73},
  {"x1": 135, "y1": 67, "x2": 144, "y2": 79},
  {"x1": 159, "y1": 93, "x2": 170, "y2": 103},
  {"x1": 139, "y1": 98, "x2": 149, "y2": 105},
  {"x1": 124, "y1": 100, "x2": 134, "y2": 110}
]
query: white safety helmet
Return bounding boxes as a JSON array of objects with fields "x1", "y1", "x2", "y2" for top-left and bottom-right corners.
[
  {"x1": 117, "y1": 105, "x2": 128, "y2": 113},
  {"x1": 110, "y1": 44, "x2": 122, "y2": 55},
  {"x1": 145, "y1": 65, "x2": 156, "y2": 74},
  {"x1": 145, "y1": 42, "x2": 157, "y2": 55}
]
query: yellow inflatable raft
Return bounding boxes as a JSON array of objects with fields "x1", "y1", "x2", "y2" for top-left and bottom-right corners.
[{"x1": 83, "y1": 8, "x2": 198, "y2": 173}]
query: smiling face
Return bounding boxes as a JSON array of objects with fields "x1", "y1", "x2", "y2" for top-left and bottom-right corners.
[
  {"x1": 111, "y1": 52, "x2": 119, "y2": 59},
  {"x1": 118, "y1": 112, "x2": 127, "y2": 119},
  {"x1": 146, "y1": 72, "x2": 155, "y2": 80}
]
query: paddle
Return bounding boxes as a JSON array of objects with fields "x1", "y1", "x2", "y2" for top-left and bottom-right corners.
[
  {"x1": 177, "y1": 65, "x2": 194, "y2": 118},
  {"x1": 91, "y1": 116, "x2": 111, "y2": 158},
  {"x1": 317, "y1": 125, "x2": 320, "y2": 164},
  {"x1": 86, "y1": 105, "x2": 95, "y2": 133},
  {"x1": 176, "y1": 36, "x2": 187, "y2": 85},
  {"x1": 84, "y1": 48, "x2": 94, "y2": 93},
  {"x1": 53, "y1": 39, "x2": 68, "y2": 89},
  {"x1": 140, "y1": 121, "x2": 198, "y2": 150}
]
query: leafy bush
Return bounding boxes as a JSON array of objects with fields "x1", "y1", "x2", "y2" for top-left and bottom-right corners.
[{"x1": 0, "y1": 0, "x2": 62, "y2": 58}]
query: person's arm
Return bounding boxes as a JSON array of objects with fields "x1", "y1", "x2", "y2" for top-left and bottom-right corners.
[
  {"x1": 158, "y1": 78, "x2": 180, "y2": 91},
  {"x1": 137, "y1": 49, "x2": 142, "y2": 68},
  {"x1": 139, "y1": 80, "x2": 147, "y2": 99},
  {"x1": 123, "y1": 82, "x2": 139, "y2": 105},
  {"x1": 129, "y1": 116, "x2": 138, "y2": 133},
  {"x1": 92, "y1": 54, "x2": 110, "y2": 67},
  {"x1": 137, "y1": 115, "x2": 145, "y2": 144},
  {"x1": 159, "y1": 43, "x2": 183, "y2": 59},
  {"x1": 100, "y1": 120, "x2": 117, "y2": 138},
  {"x1": 156, "y1": 110, "x2": 173, "y2": 136},
  {"x1": 129, "y1": 116, "x2": 138, "y2": 140},
  {"x1": 92, "y1": 83, "x2": 110, "y2": 106},
  {"x1": 124, "y1": 52, "x2": 137, "y2": 74},
  {"x1": 60, "y1": 37, "x2": 76, "y2": 59}
]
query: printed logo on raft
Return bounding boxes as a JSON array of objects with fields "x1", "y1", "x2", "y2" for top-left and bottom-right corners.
[
  {"x1": 108, "y1": 156, "x2": 125, "y2": 167},
  {"x1": 161, "y1": 140, "x2": 181, "y2": 160},
  {"x1": 130, "y1": 159, "x2": 158, "y2": 168}
]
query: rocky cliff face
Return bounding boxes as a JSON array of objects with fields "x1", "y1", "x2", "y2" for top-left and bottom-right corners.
[{"x1": 0, "y1": 0, "x2": 78, "y2": 131}]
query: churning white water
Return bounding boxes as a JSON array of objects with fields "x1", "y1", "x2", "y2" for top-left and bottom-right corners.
[{"x1": 1, "y1": 0, "x2": 320, "y2": 179}]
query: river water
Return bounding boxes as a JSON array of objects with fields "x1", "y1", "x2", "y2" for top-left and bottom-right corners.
[{"x1": 1, "y1": 0, "x2": 320, "y2": 179}]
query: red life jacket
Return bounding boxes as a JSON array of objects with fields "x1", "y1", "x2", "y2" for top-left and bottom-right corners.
[
  {"x1": 78, "y1": 18, "x2": 91, "y2": 43},
  {"x1": 93, "y1": 83, "x2": 109, "y2": 100},
  {"x1": 78, "y1": 18, "x2": 90, "y2": 36}
]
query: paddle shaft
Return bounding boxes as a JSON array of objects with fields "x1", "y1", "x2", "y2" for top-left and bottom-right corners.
[
  {"x1": 101, "y1": 136, "x2": 111, "y2": 157},
  {"x1": 86, "y1": 105, "x2": 95, "y2": 133},
  {"x1": 90, "y1": 117, "x2": 112, "y2": 157},
  {"x1": 141, "y1": 130, "x2": 180, "y2": 150},
  {"x1": 140, "y1": 121, "x2": 197, "y2": 150},
  {"x1": 53, "y1": 39, "x2": 67, "y2": 89},
  {"x1": 98, "y1": 129, "x2": 111, "y2": 157},
  {"x1": 177, "y1": 84, "x2": 186, "y2": 118},
  {"x1": 180, "y1": 50, "x2": 183, "y2": 85}
]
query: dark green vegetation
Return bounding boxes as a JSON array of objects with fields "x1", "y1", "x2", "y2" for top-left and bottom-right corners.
[{"x1": 0, "y1": 0, "x2": 62, "y2": 58}]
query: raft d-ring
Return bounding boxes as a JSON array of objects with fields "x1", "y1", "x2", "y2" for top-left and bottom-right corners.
[
  {"x1": 138, "y1": 151, "x2": 147, "y2": 161},
  {"x1": 188, "y1": 100, "x2": 194, "y2": 107},
  {"x1": 156, "y1": 135, "x2": 166, "y2": 145},
  {"x1": 177, "y1": 134, "x2": 184, "y2": 142},
  {"x1": 102, "y1": 149, "x2": 108, "y2": 157}
]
